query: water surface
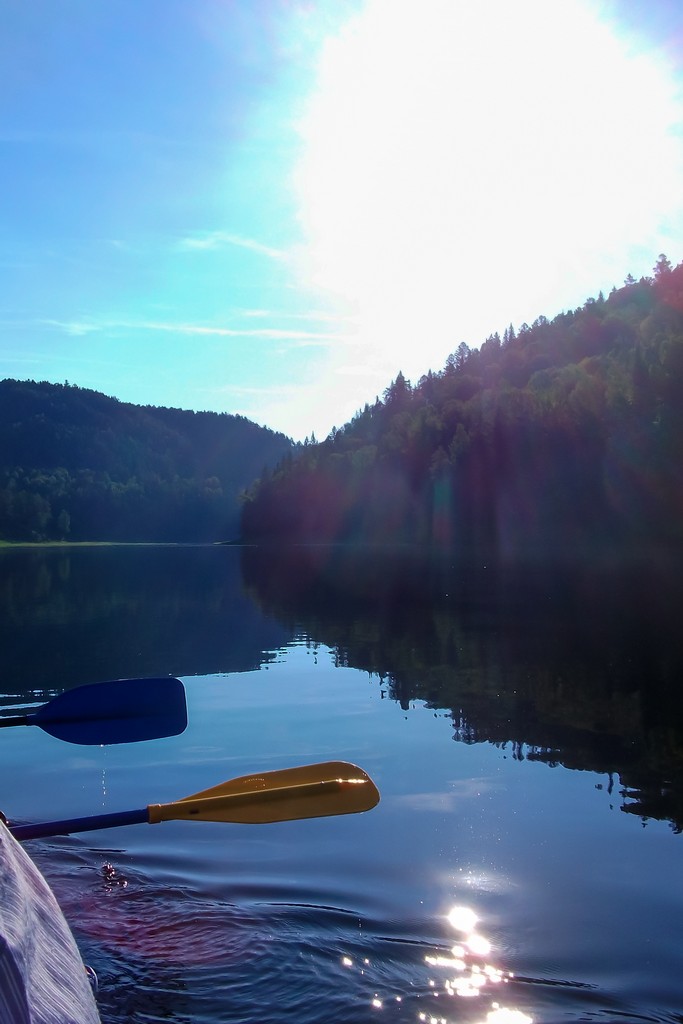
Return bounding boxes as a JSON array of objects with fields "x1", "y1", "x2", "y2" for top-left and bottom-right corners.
[{"x1": 1, "y1": 545, "x2": 681, "y2": 1024}]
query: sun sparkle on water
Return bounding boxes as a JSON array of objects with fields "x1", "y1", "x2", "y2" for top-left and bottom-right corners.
[{"x1": 295, "y1": 0, "x2": 683, "y2": 386}]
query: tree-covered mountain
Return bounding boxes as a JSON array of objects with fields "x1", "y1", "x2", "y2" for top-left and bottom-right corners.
[
  {"x1": 0, "y1": 380, "x2": 293, "y2": 542},
  {"x1": 242, "y1": 256, "x2": 683, "y2": 559}
]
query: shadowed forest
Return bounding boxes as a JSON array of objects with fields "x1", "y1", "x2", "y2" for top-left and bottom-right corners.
[
  {"x1": 0, "y1": 380, "x2": 293, "y2": 542},
  {"x1": 243, "y1": 257, "x2": 683, "y2": 560}
]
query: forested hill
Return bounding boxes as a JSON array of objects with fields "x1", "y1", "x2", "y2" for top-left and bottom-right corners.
[
  {"x1": 242, "y1": 256, "x2": 683, "y2": 560},
  {"x1": 0, "y1": 380, "x2": 293, "y2": 542}
]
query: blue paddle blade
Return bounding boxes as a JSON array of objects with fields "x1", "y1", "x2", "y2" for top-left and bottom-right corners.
[{"x1": 32, "y1": 677, "x2": 187, "y2": 745}]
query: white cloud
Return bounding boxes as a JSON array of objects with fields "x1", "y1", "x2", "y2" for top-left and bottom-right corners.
[
  {"x1": 40, "y1": 319, "x2": 103, "y2": 336},
  {"x1": 240, "y1": 307, "x2": 353, "y2": 324},
  {"x1": 394, "y1": 778, "x2": 496, "y2": 812},
  {"x1": 40, "y1": 316, "x2": 338, "y2": 345},
  {"x1": 178, "y1": 231, "x2": 289, "y2": 261},
  {"x1": 138, "y1": 319, "x2": 335, "y2": 342}
]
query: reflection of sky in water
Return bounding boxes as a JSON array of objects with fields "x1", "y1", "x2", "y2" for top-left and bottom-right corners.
[{"x1": 6, "y1": 630, "x2": 683, "y2": 1024}]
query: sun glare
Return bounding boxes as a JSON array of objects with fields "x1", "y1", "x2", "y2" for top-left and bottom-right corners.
[{"x1": 295, "y1": 0, "x2": 683, "y2": 385}]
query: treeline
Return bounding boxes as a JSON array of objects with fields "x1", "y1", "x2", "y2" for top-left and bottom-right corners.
[
  {"x1": 242, "y1": 256, "x2": 683, "y2": 559},
  {"x1": 0, "y1": 380, "x2": 293, "y2": 542}
]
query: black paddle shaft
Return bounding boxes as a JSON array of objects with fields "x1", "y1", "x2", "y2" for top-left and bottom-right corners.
[{"x1": 0, "y1": 715, "x2": 30, "y2": 728}]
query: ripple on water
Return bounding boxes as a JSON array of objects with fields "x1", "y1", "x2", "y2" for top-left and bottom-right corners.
[{"x1": 28, "y1": 843, "x2": 671, "y2": 1024}]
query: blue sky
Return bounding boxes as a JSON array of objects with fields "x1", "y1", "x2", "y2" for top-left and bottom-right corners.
[{"x1": 1, "y1": 0, "x2": 683, "y2": 441}]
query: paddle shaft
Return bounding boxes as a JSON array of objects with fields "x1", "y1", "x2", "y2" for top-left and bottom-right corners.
[
  {"x1": 12, "y1": 778, "x2": 365, "y2": 839},
  {"x1": 10, "y1": 808, "x2": 149, "y2": 841},
  {"x1": 0, "y1": 713, "x2": 98, "y2": 728},
  {"x1": 0, "y1": 715, "x2": 30, "y2": 728}
]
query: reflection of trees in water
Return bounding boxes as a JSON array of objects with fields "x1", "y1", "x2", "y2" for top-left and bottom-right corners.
[
  {"x1": 0, "y1": 547, "x2": 289, "y2": 696},
  {"x1": 242, "y1": 544, "x2": 683, "y2": 832}
]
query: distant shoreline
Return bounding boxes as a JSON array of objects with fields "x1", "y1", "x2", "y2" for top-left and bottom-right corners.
[{"x1": 0, "y1": 540, "x2": 245, "y2": 549}]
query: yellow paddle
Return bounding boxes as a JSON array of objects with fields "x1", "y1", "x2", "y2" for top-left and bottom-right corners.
[{"x1": 10, "y1": 761, "x2": 380, "y2": 841}]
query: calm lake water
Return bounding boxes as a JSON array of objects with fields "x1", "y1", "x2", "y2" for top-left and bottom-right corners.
[{"x1": 1, "y1": 544, "x2": 682, "y2": 1024}]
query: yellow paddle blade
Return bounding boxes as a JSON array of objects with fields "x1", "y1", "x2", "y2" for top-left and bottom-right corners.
[{"x1": 147, "y1": 761, "x2": 380, "y2": 825}]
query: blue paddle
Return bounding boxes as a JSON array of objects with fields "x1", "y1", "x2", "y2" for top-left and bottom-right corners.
[{"x1": 0, "y1": 677, "x2": 187, "y2": 746}]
